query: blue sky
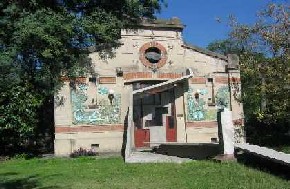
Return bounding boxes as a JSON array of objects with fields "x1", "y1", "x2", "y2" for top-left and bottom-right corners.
[{"x1": 157, "y1": 0, "x2": 288, "y2": 48}]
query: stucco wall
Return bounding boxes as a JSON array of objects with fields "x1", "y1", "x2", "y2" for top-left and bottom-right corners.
[{"x1": 54, "y1": 25, "x2": 244, "y2": 156}]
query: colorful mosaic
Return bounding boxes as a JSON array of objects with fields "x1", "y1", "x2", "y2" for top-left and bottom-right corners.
[
  {"x1": 216, "y1": 86, "x2": 230, "y2": 109},
  {"x1": 205, "y1": 109, "x2": 217, "y2": 120},
  {"x1": 187, "y1": 87, "x2": 217, "y2": 121},
  {"x1": 71, "y1": 84, "x2": 121, "y2": 125},
  {"x1": 98, "y1": 87, "x2": 109, "y2": 95}
]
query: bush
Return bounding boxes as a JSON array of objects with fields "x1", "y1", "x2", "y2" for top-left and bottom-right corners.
[{"x1": 70, "y1": 148, "x2": 97, "y2": 158}]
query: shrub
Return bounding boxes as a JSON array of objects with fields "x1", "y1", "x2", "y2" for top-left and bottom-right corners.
[{"x1": 70, "y1": 148, "x2": 97, "y2": 158}]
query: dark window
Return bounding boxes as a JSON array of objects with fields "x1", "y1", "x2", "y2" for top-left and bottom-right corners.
[
  {"x1": 145, "y1": 47, "x2": 161, "y2": 63},
  {"x1": 89, "y1": 77, "x2": 96, "y2": 83},
  {"x1": 142, "y1": 94, "x2": 161, "y2": 105},
  {"x1": 154, "y1": 107, "x2": 168, "y2": 125},
  {"x1": 208, "y1": 78, "x2": 213, "y2": 82}
]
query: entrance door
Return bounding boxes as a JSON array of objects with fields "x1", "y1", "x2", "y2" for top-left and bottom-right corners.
[
  {"x1": 134, "y1": 128, "x2": 150, "y2": 148},
  {"x1": 133, "y1": 101, "x2": 150, "y2": 148},
  {"x1": 166, "y1": 116, "x2": 177, "y2": 142}
]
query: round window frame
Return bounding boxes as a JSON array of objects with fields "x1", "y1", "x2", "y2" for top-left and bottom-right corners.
[{"x1": 139, "y1": 42, "x2": 167, "y2": 69}]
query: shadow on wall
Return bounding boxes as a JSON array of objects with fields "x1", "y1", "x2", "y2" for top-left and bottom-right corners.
[{"x1": 0, "y1": 173, "x2": 61, "y2": 189}]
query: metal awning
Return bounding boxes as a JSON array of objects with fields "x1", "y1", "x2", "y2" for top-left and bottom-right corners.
[{"x1": 132, "y1": 68, "x2": 194, "y2": 97}]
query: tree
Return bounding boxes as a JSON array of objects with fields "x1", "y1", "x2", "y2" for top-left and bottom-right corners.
[
  {"x1": 0, "y1": 0, "x2": 165, "y2": 154},
  {"x1": 208, "y1": 3, "x2": 289, "y2": 145},
  {"x1": 207, "y1": 39, "x2": 242, "y2": 55}
]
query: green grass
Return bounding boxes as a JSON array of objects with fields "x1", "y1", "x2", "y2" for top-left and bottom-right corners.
[
  {"x1": 0, "y1": 157, "x2": 289, "y2": 189},
  {"x1": 273, "y1": 146, "x2": 290, "y2": 154}
]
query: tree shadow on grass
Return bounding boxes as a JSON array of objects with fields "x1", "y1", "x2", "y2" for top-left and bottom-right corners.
[
  {"x1": 236, "y1": 152, "x2": 290, "y2": 180},
  {"x1": 0, "y1": 174, "x2": 61, "y2": 189}
]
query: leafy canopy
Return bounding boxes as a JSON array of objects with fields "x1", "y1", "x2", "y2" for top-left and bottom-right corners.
[
  {"x1": 0, "y1": 0, "x2": 165, "y2": 154},
  {"x1": 207, "y1": 3, "x2": 289, "y2": 128}
]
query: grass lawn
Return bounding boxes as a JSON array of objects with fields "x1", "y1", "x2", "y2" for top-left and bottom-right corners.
[
  {"x1": 0, "y1": 157, "x2": 289, "y2": 189},
  {"x1": 273, "y1": 146, "x2": 290, "y2": 154}
]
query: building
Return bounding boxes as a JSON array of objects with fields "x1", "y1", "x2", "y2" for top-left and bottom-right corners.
[{"x1": 54, "y1": 18, "x2": 244, "y2": 156}]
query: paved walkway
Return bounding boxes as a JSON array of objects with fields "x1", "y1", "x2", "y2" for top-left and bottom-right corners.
[
  {"x1": 235, "y1": 143, "x2": 290, "y2": 165},
  {"x1": 125, "y1": 152, "x2": 192, "y2": 163}
]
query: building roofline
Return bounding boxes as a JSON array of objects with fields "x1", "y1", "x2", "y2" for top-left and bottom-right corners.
[
  {"x1": 126, "y1": 17, "x2": 185, "y2": 30},
  {"x1": 182, "y1": 43, "x2": 228, "y2": 61}
]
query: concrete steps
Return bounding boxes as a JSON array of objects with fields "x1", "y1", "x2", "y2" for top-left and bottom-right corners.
[
  {"x1": 125, "y1": 152, "x2": 192, "y2": 163},
  {"x1": 235, "y1": 143, "x2": 290, "y2": 165}
]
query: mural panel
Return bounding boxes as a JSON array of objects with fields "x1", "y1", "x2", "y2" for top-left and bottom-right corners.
[
  {"x1": 215, "y1": 86, "x2": 230, "y2": 109},
  {"x1": 71, "y1": 84, "x2": 121, "y2": 125},
  {"x1": 187, "y1": 87, "x2": 217, "y2": 121}
]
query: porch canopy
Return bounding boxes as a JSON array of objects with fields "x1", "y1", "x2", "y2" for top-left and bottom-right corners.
[{"x1": 132, "y1": 68, "x2": 194, "y2": 97}]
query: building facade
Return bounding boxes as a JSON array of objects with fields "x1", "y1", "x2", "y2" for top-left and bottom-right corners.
[{"x1": 54, "y1": 18, "x2": 244, "y2": 156}]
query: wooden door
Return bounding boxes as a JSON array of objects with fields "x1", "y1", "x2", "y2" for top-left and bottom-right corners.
[
  {"x1": 134, "y1": 128, "x2": 150, "y2": 148},
  {"x1": 166, "y1": 89, "x2": 177, "y2": 142},
  {"x1": 166, "y1": 116, "x2": 177, "y2": 142},
  {"x1": 133, "y1": 98, "x2": 150, "y2": 148}
]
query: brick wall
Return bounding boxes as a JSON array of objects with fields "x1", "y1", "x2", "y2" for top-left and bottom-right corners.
[
  {"x1": 123, "y1": 72, "x2": 183, "y2": 80},
  {"x1": 190, "y1": 77, "x2": 206, "y2": 84},
  {"x1": 158, "y1": 73, "x2": 182, "y2": 79},
  {"x1": 98, "y1": 77, "x2": 116, "y2": 84},
  {"x1": 55, "y1": 125, "x2": 124, "y2": 133},
  {"x1": 186, "y1": 121, "x2": 218, "y2": 128},
  {"x1": 123, "y1": 72, "x2": 152, "y2": 80},
  {"x1": 215, "y1": 77, "x2": 241, "y2": 84}
]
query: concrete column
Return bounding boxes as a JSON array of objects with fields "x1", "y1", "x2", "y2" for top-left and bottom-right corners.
[
  {"x1": 175, "y1": 84, "x2": 186, "y2": 143},
  {"x1": 219, "y1": 108, "x2": 234, "y2": 155},
  {"x1": 125, "y1": 93, "x2": 134, "y2": 161}
]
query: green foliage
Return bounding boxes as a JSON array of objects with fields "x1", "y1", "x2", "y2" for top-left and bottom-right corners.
[
  {"x1": 0, "y1": 0, "x2": 165, "y2": 154},
  {"x1": 207, "y1": 39, "x2": 242, "y2": 55},
  {"x1": 231, "y1": 3, "x2": 289, "y2": 126},
  {"x1": 208, "y1": 3, "x2": 289, "y2": 126}
]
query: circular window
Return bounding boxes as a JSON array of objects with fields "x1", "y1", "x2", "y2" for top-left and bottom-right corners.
[
  {"x1": 139, "y1": 42, "x2": 167, "y2": 69},
  {"x1": 145, "y1": 47, "x2": 161, "y2": 63}
]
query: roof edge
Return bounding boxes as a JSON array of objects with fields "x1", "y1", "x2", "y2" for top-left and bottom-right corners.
[
  {"x1": 182, "y1": 43, "x2": 228, "y2": 61},
  {"x1": 126, "y1": 17, "x2": 185, "y2": 30}
]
